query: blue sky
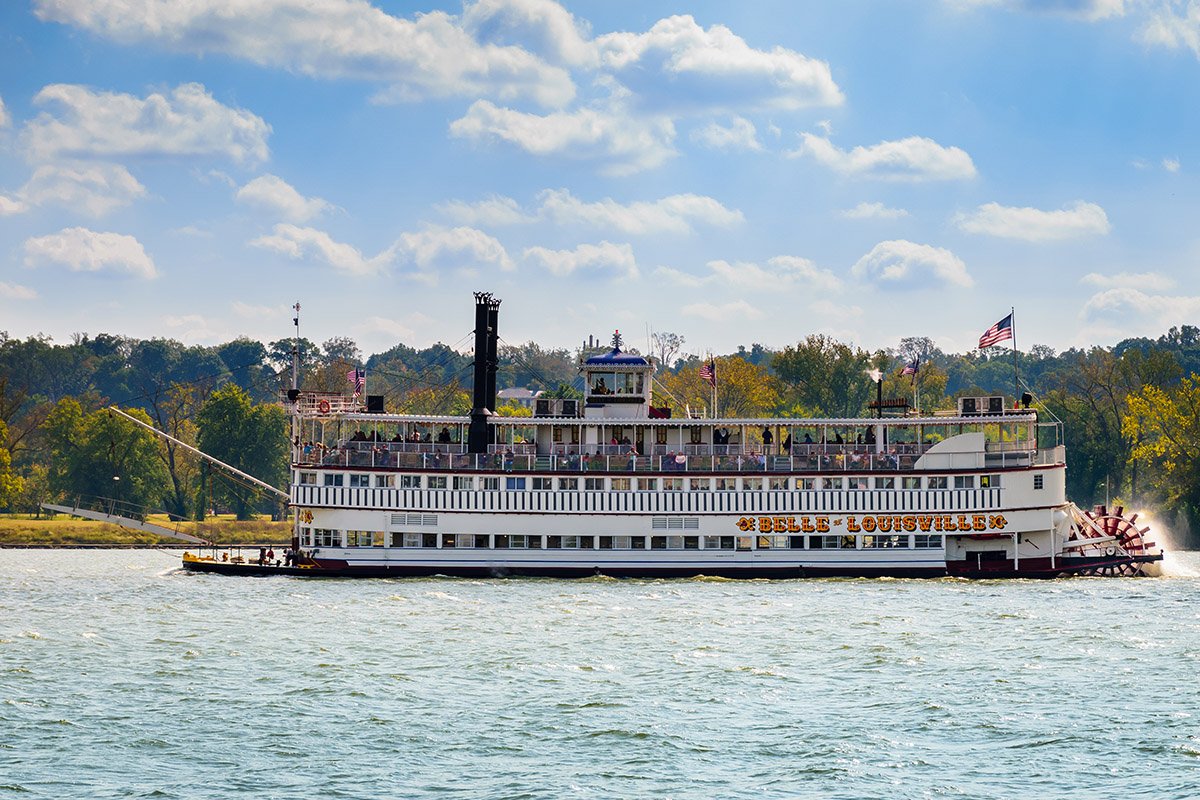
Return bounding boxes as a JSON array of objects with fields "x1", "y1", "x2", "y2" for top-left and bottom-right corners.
[{"x1": 1, "y1": 0, "x2": 1198, "y2": 360}]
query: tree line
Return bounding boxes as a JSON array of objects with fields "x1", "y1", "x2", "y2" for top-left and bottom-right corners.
[{"x1": 0, "y1": 324, "x2": 1197, "y2": 544}]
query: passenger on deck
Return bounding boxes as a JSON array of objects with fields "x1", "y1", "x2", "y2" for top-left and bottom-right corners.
[
  {"x1": 437, "y1": 427, "x2": 451, "y2": 443},
  {"x1": 782, "y1": 434, "x2": 792, "y2": 454},
  {"x1": 762, "y1": 428, "x2": 773, "y2": 451}
]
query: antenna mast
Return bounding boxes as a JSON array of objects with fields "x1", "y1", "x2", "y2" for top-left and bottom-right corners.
[{"x1": 291, "y1": 302, "x2": 301, "y2": 392}]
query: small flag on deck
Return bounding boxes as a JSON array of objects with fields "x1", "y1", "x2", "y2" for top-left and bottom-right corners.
[
  {"x1": 901, "y1": 358, "x2": 919, "y2": 377},
  {"x1": 699, "y1": 359, "x2": 716, "y2": 388},
  {"x1": 346, "y1": 368, "x2": 365, "y2": 395},
  {"x1": 979, "y1": 313, "x2": 1014, "y2": 349}
]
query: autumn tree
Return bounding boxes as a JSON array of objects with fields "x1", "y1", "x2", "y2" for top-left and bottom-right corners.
[
  {"x1": 655, "y1": 356, "x2": 780, "y2": 418},
  {"x1": 772, "y1": 335, "x2": 874, "y2": 417},
  {"x1": 1124, "y1": 377, "x2": 1200, "y2": 533}
]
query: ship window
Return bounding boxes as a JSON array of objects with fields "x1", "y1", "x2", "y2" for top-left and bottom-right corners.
[
  {"x1": 481, "y1": 477, "x2": 500, "y2": 491},
  {"x1": 442, "y1": 534, "x2": 457, "y2": 548},
  {"x1": 638, "y1": 478, "x2": 657, "y2": 491},
  {"x1": 323, "y1": 474, "x2": 343, "y2": 487},
  {"x1": 508, "y1": 535, "x2": 527, "y2": 549},
  {"x1": 743, "y1": 478, "x2": 763, "y2": 491},
  {"x1": 915, "y1": 534, "x2": 942, "y2": 549},
  {"x1": 798, "y1": 478, "x2": 815, "y2": 491},
  {"x1": 770, "y1": 477, "x2": 791, "y2": 490},
  {"x1": 703, "y1": 536, "x2": 721, "y2": 549},
  {"x1": 690, "y1": 426, "x2": 703, "y2": 444},
  {"x1": 547, "y1": 535, "x2": 562, "y2": 548},
  {"x1": 316, "y1": 529, "x2": 340, "y2": 547},
  {"x1": 874, "y1": 477, "x2": 895, "y2": 490},
  {"x1": 980, "y1": 474, "x2": 1001, "y2": 488},
  {"x1": 561, "y1": 536, "x2": 579, "y2": 549},
  {"x1": 423, "y1": 533, "x2": 437, "y2": 548},
  {"x1": 559, "y1": 477, "x2": 579, "y2": 491},
  {"x1": 651, "y1": 536, "x2": 667, "y2": 550},
  {"x1": 613, "y1": 536, "x2": 631, "y2": 549},
  {"x1": 532, "y1": 477, "x2": 553, "y2": 491},
  {"x1": 494, "y1": 535, "x2": 509, "y2": 549},
  {"x1": 630, "y1": 536, "x2": 646, "y2": 549},
  {"x1": 666, "y1": 536, "x2": 684, "y2": 549},
  {"x1": 716, "y1": 478, "x2": 736, "y2": 491},
  {"x1": 399, "y1": 475, "x2": 421, "y2": 489},
  {"x1": 611, "y1": 478, "x2": 631, "y2": 491},
  {"x1": 349, "y1": 474, "x2": 370, "y2": 488},
  {"x1": 299, "y1": 528, "x2": 313, "y2": 547},
  {"x1": 403, "y1": 533, "x2": 421, "y2": 548},
  {"x1": 655, "y1": 427, "x2": 668, "y2": 445},
  {"x1": 684, "y1": 536, "x2": 699, "y2": 550},
  {"x1": 299, "y1": 471, "x2": 317, "y2": 485},
  {"x1": 690, "y1": 478, "x2": 711, "y2": 491},
  {"x1": 825, "y1": 477, "x2": 844, "y2": 490},
  {"x1": 1033, "y1": 474, "x2": 1044, "y2": 490},
  {"x1": 928, "y1": 476, "x2": 948, "y2": 490},
  {"x1": 662, "y1": 478, "x2": 683, "y2": 491},
  {"x1": 584, "y1": 478, "x2": 605, "y2": 491},
  {"x1": 954, "y1": 476, "x2": 975, "y2": 489},
  {"x1": 453, "y1": 476, "x2": 473, "y2": 490},
  {"x1": 475, "y1": 535, "x2": 490, "y2": 549},
  {"x1": 428, "y1": 476, "x2": 447, "y2": 490},
  {"x1": 863, "y1": 535, "x2": 907, "y2": 549},
  {"x1": 849, "y1": 477, "x2": 869, "y2": 490},
  {"x1": 902, "y1": 477, "x2": 921, "y2": 490},
  {"x1": 506, "y1": 477, "x2": 526, "y2": 491},
  {"x1": 376, "y1": 474, "x2": 394, "y2": 488},
  {"x1": 590, "y1": 372, "x2": 615, "y2": 395},
  {"x1": 458, "y1": 534, "x2": 475, "y2": 548},
  {"x1": 598, "y1": 536, "x2": 613, "y2": 549},
  {"x1": 579, "y1": 536, "x2": 595, "y2": 549}
]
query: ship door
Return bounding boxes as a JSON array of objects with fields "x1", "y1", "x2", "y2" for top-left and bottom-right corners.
[{"x1": 635, "y1": 427, "x2": 645, "y2": 455}]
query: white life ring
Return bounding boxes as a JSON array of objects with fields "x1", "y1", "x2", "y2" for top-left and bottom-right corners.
[
  {"x1": 1104, "y1": 545, "x2": 1116, "y2": 557},
  {"x1": 317, "y1": 399, "x2": 331, "y2": 414}
]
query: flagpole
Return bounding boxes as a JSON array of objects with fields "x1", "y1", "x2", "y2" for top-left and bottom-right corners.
[{"x1": 1010, "y1": 306, "x2": 1018, "y2": 405}]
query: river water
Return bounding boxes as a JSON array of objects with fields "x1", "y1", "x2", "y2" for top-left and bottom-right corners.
[{"x1": 2, "y1": 549, "x2": 1199, "y2": 799}]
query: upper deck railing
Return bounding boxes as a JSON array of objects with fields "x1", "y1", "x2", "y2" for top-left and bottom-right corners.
[{"x1": 295, "y1": 438, "x2": 1055, "y2": 473}]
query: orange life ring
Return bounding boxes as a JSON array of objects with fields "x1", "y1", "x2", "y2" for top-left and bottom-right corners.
[{"x1": 317, "y1": 399, "x2": 331, "y2": 414}]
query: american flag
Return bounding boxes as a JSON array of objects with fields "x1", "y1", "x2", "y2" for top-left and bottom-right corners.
[
  {"x1": 346, "y1": 368, "x2": 365, "y2": 395},
  {"x1": 901, "y1": 358, "x2": 919, "y2": 376},
  {"x1": 978, "y1": 313, "x2": 1014, "y2": 349},
  {"x1": 699, "y1": 359, "x2": 716, "y2": 388}
]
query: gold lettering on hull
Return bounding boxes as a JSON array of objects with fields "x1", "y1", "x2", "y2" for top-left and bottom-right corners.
[{"x1": 735, "y1": 514, "x2": 1009, "y2": 534}]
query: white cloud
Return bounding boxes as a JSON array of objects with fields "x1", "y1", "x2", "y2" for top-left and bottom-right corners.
[
  {"x1": 950, "y1": 0, "x2": 1125, "y2": 21},
  {"x1": 462, "y1": 0, "x2": 595, "y2": 67},
  {"x1": 708, "y1": 256, "x2": 842, "y2": 291},
  {"x1": 840, "y1": 201, "x2": 909, "y2": 220},
  {"x1": 251, "y1": 223, "x2": 511, "y2": 278},
  {"x1": 161, "y1": 313, "x2": 220, "y2": 342},
  {"x1": 18, "y1": 162, "x2": 146, "y2": 216},
  {"x1": 23, "y1": 83, "x2": 270, "y2": 164},
  {"x1": 450, "y1": 100, "x2": 676, "y2": 175},
  {"x1": 236, "y1": 175, "x2": 332, "y2": 222},
  {"x1": 1081, "y1": 271, "x2": 1176, "y2": 291},
  {"x1": 0, "y1": 282, "x2": 38, "y2": 300},
  {"x1": 792, "y1": 133, "x2": 977, "y2": 182},
  {"x1": 956, "y1": 200, "x2": 1109, "y2": 241},
  {"x1": 1082, "y1": 287, "x2": 1200, "y2": 325},
  {"x1": 438, "y1": 195, "x2": 534, "y2": 226},
  {"x1": 231, "y1": 301, "x2": 285, "y2": 319},
  {"x1": 653, "y1": 255, "x2": 841, "y2": 290},
  {"x1": 23, "y1": 227, "x2": 157, "y2": 278},
  {"x1": 1163, "y1": 157, "x2": 1181, "y2": 172},
  {"x1": 538, "y1": 188, "x2": 742, "y2": 234},
  {"x1": 359, "y1": 312, "x2": 435, "y2": 343},
  {"x1": 251, "y1": 224, "x2": 382, "y2": 276},
  {"x1": 0, "y1": 96, "x2": 9, "y2": 128},
  {"x1": 851, "y1": 240, "x2": 972, "y2": 289},
  {"x1": 690, "y1": 117, "x2": 762, "y2": 151},
  {"x1": 0, "y1": 195, "x2": 28, "y2": 215},
  {"x1": 1140, "y1": 5, "x2": 1200, "y2": 57},
  {"x1": 681, "y1": 299, "x2": 764, "y2": 322},
  {"x1": 596, "y1": 15, "x2": 843, "y2": 112},
  {"x1": 524, "y1": 241, "x2": 638, "y2": 279},
  {"x1": 391, "y1": 225, "x2": 514, "y2": 275},
  {"x1": 33, "y1": 0, "x2": 574, "y2": 108}
]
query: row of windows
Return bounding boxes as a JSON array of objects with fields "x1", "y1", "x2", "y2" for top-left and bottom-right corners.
[
  {"x1": 299, "y1": 529, "x2": 944, "y2": 551},
  {"x1": 300, "y1": 472, "x2": 1007, "y2": 492}
]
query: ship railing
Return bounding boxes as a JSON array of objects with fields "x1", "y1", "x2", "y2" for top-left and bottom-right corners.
[{"x1": 303, "y1": 449, "x2": 934, "y2": 473}]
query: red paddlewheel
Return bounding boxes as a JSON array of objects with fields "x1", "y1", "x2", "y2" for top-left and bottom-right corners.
[{"x1": 1076, "y1": 507, "x2": 1154, "y2": 556}]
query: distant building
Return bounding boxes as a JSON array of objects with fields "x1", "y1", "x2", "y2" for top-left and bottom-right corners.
[{"x1": 496, "y1": 387, "x2": 543, "y2": 408}]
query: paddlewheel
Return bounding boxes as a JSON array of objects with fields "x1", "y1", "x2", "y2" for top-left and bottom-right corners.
[{"x1": 1064, "y1": 504, "x2": 1159, "y2": 576}]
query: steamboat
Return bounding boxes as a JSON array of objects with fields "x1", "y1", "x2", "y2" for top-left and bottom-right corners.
[{"x1": 183, "y1": 293, "x2": 1163, "y2": 579}]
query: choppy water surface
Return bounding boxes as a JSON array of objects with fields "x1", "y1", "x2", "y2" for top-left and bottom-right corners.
[{"x1": 2, "y1": 550, "x2": 1200, "y2": 799}]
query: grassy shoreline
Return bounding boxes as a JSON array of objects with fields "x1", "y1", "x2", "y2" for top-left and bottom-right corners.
[{"x1": 0, "y1": 513, "x2": 291, "y2": 546}]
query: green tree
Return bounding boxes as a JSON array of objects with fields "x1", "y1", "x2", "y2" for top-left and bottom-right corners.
[
  {"x1": 772, "y1": 335, "x2": 873, "y2": 417},
  {"x1": 1124, "y1": 376, "x2": 1200, "y2": 533},
  {"x1": 656, "y1": 356, "x2": 780, "y2": 418},
  {"x1": 196, "y1": 385, "x2": 288, "y2": 520},
  {"x1": 0, "y1": 419, "x2": 20, "y2": 509},
  {"x1": 40, "y1": 399, "x2": 171, "y2": 512}
]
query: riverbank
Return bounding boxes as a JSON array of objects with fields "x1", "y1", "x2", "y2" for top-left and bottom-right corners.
[{"x1": 0, "y1": 513, "x2": 290, "y2": 546}]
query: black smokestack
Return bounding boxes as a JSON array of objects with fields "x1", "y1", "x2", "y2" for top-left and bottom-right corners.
[{"x1": 468, "y1": 292, "x2": 500, "y2": 454}]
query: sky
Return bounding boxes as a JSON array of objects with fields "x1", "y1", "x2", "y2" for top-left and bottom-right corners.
[{"x1": 1, "y1": 0, "x2": 1199, "y2": 362}]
